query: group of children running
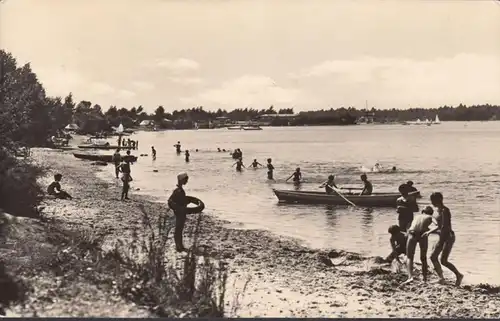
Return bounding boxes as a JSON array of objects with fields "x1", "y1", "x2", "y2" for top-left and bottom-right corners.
[{"x1": 386, "y1": 182, "x2": 463, "y2": 286}]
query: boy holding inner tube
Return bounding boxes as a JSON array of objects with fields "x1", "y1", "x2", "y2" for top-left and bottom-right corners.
[{"x1": 168, "y1": 172, "x2": 190, "y2": 252}]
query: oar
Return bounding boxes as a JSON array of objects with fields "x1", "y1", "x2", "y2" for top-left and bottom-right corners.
[{"x1": 331, "y1": 185, "x2": 357, "y2": 207}]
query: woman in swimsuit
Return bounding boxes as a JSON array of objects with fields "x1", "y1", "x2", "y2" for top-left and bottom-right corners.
[{"x1": 423, "y1": 192, "x2": 464, "y2": 286}]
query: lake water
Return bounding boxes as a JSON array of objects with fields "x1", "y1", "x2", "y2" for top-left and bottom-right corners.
[{"x1": 97, "y1": 122, "x2": 500, "y2": 285}]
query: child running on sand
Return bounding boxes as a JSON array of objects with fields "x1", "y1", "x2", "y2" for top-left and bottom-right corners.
[
  {"x1": 401, "y1": 206, "x2": 434, "y2": 285},
  {"x1": 47, "y1": 174, "x2": 73, "y2": 200},
  {"x1": 424, "y1": 192, "x2": 464, "y2": 286}
]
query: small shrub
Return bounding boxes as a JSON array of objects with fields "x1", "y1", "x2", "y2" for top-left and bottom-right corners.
[{"x1": 0, "y1": 148, "x2": 44, "y2": 218}]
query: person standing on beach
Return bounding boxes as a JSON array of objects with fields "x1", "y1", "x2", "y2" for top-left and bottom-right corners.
[
  {"x1": 151, "y1": 146, "x2": 156, "y2": 160},
  {"x1": 423, "y1": 192, "x2": 464, "y2": 286},
  {"x1": 119, "y1": 159, "x2": 132, "y2": 201},
  {"x1": 168, "y1": 172, "x2": 190, "y2": 252},
  {"x1": 402, "y1": 206, "x2": 434, "y2": 285},
  {"x1": 136, "y1": 140, "x2": 139, "y2": 150},
  {"x1": 396, "y1": 184, "x2": 418, "y2": 231},
  {"x1": 112, "y1": 149, "x2": 121, "y2": 179}
]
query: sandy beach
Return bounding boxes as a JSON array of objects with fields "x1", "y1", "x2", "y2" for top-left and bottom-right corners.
[{"x1": 2, "y1": 147, "x2": 500, "y2": 318}]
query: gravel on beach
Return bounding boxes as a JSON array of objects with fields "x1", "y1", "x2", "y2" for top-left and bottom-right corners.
[{"x1": 2, "y1": 147, "x2": 499, "y2": 318}]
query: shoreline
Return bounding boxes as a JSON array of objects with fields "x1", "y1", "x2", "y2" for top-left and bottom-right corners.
[{"x1": 4, "y1": 147, "x2": 500, "y2": 317}]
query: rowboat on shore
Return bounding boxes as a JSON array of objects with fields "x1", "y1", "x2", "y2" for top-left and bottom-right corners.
[
  {"x1": 273, "y1": 189, "x2": 400, "y2": 207},
  {"x1": 73, "y1": 153, "x2": 138, "y2": 163},
  {"x1": 77, "y1": 145, "x2": 133, "y2": 150}
]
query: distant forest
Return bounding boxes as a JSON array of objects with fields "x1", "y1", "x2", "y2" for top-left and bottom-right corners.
[{"x1": 1, "y1": 49, "x2": 499, "y2": 138}]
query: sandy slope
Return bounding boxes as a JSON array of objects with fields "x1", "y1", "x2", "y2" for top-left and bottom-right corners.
[{"x1": 3, "y1": 147, "x2": 500, "y2": 317}]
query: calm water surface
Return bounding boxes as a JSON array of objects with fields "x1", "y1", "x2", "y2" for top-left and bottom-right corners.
[{"x1": 98, "y1": 122, "x2": 500, "y2": 285}]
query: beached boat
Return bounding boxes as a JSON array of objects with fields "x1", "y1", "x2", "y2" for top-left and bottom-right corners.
[
  {"x1": 227, "y1": 126, "x2": 243, "y2": 130},
  {"x1": 77, "y1": 145, "x2": 133, "y2": 150},
  {"x1": 273, "y1": 189, "x2": 400, "y2": 207},
  {"x1": 73, "y1": 153, "x2": 138, "y2": 163}
]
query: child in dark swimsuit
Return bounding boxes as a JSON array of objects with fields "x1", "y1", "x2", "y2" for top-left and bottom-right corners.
[
  {"x1": 233, "y1": 158, "x2": 245, "y2": 172},
  {"x1": 287, "y1": 167, "x2": 302, "y2": 184},
  {"x1": 251, "y1": 159, "x2": 262, "y2": 169},
  {"x1": 266, "y1": 158, "x2": 274, "y2": 180},
  {"x1": 47, "y1": 174, "x2": 73, "y2": 200}
]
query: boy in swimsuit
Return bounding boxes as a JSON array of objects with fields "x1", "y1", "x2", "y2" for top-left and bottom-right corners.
[
  {"x1": 424, "y1": 192, "x2": 464, "y2": 286},
  {"x1": 251, "y1": 159, "x2": 262, "y2": 169},
  {"x1": 287, "y1": 168, "x2": 302, "y2": 184},
  {"x1": 119, "y1": 159, "x2": 132, "y2": 201},
  {"x1": 384, "y1": 225, "x2": 407, "y2": 263},
  {"x1": 319, "y1": 175, "x2": 337, "y2": 194},
  {"x1": 168, "y1": 172, "x2": 190, "y2": 252},
  {"x1": 396, "y1": 184, "x2": 418, "y2": 231},
  {"x1": 402, "y1": 206, "x2": 435, "y2": 284},
  {"x1": 266, "y1": 158, "x2": 275, "y2": 180},
  {"x1": 233, "y1": 158, "x2": 245, "y2": 172},
  {"x1": 360, "y1": 174, "x2": 373, "y2": 195}
]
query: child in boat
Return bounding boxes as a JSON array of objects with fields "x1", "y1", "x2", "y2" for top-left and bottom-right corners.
[
  {"x1": 266, "y1": 158, "x2": 275, "y2": 180},
  {"x1": 47, "y1": 174, "x2": 73, "y2": 200},
  {"x1": 384, "y1": 225, "x2": 407, "y2": 263},
  {"x1": 360, "y1": 174, "x2": 373, "y2": 195},
  {"x1": 319, "y1": 175, "x2": 338, "y2": 194},
  {"x1": 425, "y1": 192, "x2": 463, "y2": 286}
]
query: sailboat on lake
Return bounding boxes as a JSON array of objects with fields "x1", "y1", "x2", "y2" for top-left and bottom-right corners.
[{"x1": 433, "y1": 114, "x2": 441, "y2": 125}]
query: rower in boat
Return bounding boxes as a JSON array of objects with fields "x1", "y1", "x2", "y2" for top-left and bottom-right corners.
[
  {"x1": 319, "y1": 175, "x2": 338, "y2": 194},
  {"x1": 360, "y1": 174, "x2": 373, "y2": 195},
  {"x1": 251, "y1": 159, "x2": 263, "y2": 169},
  {"x1": 286, "y1": 168, "x2": 302, "y2": 185}
]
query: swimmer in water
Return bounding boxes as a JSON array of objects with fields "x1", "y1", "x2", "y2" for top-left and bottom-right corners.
[
  {"x1": 402, "y1": 206, "x2": 434, "y2": 285},
  {"x1": 232, "y1": 158, "x2": 245, "y2": 172},
  {"x1": 251, "y1": 159, "x2": 262, "y2": 169},
  {"x1": 217, "y1": 148, "x2": 221, "y2": 152},
  {"x1": 174, "y1": 141, "x2": 181, "y2": 154},
  {"x1": 287, "y1": 167, "x2": 302, "y2": 184},
  {"x1": 319, "y1": 175, "x2": 337, "y2": 194},
  {"x1": 424, "y1": 192, "x2": 463, "y2": 286},
  {"x1": 266, "y1": 158, "x2": 275, "y2": 180},
  {"x1": 185, "y1": 150, "x2": 190, "y2": 162}
]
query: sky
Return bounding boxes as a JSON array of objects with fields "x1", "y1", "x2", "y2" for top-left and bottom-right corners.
[{"x1": 1, "y1": 0, "x2": 500, "y2": 112}]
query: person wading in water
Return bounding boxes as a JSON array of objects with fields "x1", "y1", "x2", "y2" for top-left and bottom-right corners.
[
  {"x1": 112, "y1": 149, "x2": 121, "y2": 179},
  {"x1": 168, "y1": 172, "x2": 190, "y2": 252},
  {"x1": 251, "y1": 159, "x2": 262, "y2": 169},
  {"x1": 185, "y1": 150, "x2": 190, "y2": 162},
  {"x1": 266, "y1": 158, "x2": 275, "y2": 180},
  {"x1": 424, "y1": 192, "x2": 464, "y2": 286},
  {"x1": 396, "y1": 183, "x2": 418, "y2": 231},
  {"x1": 233, "y1": 158, "x2": 245, "y2": 172},
  {"x1": 151, "y1": 146, "x2": 156, "y2": 160},
  {"x1": 174, "y1": 141, "x2": 181, "y2": 154},
  {"x1": 287, "y1": 167, "x2": 302, "y2": 185},
  {"x1": 402, "y1": 206, "x2": 434, "y2": 285}
]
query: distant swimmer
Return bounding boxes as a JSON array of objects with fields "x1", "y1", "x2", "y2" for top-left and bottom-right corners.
[
  {"x1": 384, "y1": 225, "x2": 407, "y2": 264},
  {"x1": 185, "y1": 150, "x2": 190, "y2": 162},
  {"x1": 251, "y1": 159, "x2": 262, "y2": 169},
  {"x1": 425, "y1": 192, "x2": 463, "y2": 286},
  {"x1": 217, "y1": 148, "x2": 221, "y2": 152},
  {"x1": 392, "y1": 166, "x2": 397, "y2": 171},
  {"x1": 373, "y1": 163, "x2": 382, "y2": 172},
  {"x1": 174, "y1": 141, "x2": 181, "y2": 154},
  {"x1": 233, "y1": 158, "x2": 245, "y2": 172},
  {"x1": 151, "y1": 146, "x2": 156, "y2": 160},
  {"x1": 287, "y1": 167, "x2": 302, "y2": 185},
  {"x1": 266, "y1": 158, "x2": 275, "y2": 180},
  {"x1": 402, "y1": 206, "x2": 434, "y2": 285},
  {"x1": 360, "y1": 174, "x2": 373, "y2": 195},
  {"x1": 319, "y1": 175, "x2": 338, "y2": 194},
  {"x1": 195, "y1": 149, "x2": 199, "y2": 152}
]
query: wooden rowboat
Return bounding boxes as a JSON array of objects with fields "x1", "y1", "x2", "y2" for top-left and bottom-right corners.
[
  {"x1": 73, "y1": 153, "x2": 138, "y2": 163},
  {"x1": 78, "y1": 145, "x2": 133, "y2": 150},
  {"x1": 273, "y1": 189, "x2": 400, "y2": 207}
]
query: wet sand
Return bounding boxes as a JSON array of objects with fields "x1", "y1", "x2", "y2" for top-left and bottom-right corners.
[{"x1": 4, "y1": 147, "x2": 500, "y2": 317}]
